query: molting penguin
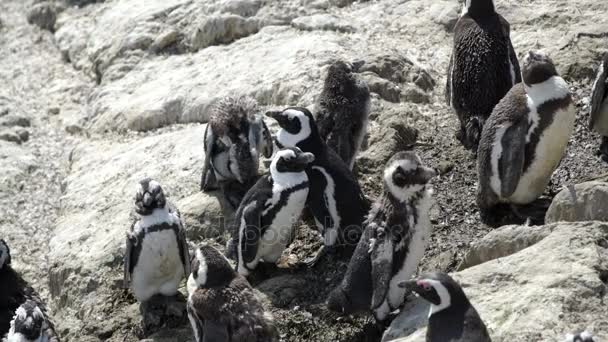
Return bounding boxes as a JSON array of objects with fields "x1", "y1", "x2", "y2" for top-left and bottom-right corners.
[
  {"x1": 327, "y1": 152, "x2": 436, "y2": 322},
  {"x1": 231, "y1": 147, "x2": 314, "y2": 276},
  {"x1": 564, "y1": 331, "x2": 595, "y2": 342},
  {"x1": 400, "y1": 273, "x2": 491, "y2": 342},
  {"x1": 477, "y1": 51, "x2": 575, "y2": 224},
  {"x1": 124, "y1": 179, "x2": 191, "y2": 316},
  {"x1": 0, "y1": 240, "x2": 59, "y2": 341},
  {"x1": 315, "y1": 60, "x2": 370, "y2": 170},
  {"x1": 589, "y1": 52, "x2": 608, "y2": 162},
  {"x1": 4, "y1": 300, "x2": 56, "y2": 342},
  {"x1": 187, "y1": 244, "x2": 278, "y2": 342},
  {"x1": 266, "y1": 107, "x2": 371, "y2": 265},
  {"x1": 201, "y1": 96, "x2": 274, "y2": 209},
  {"x1": 447, "y1": 0, "x2": 521, "y2": 150}
]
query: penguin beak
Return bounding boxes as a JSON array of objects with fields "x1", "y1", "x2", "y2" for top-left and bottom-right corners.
[
  {"x1": 265, "y1": 111, "x2": 283, "y2": 121},
  {"x1": 398, "y1": 280, "x2": 419, "y2": 292},
  {"x1": 295, "y1": 152, "x2": 315, "y2": 167},
  {"x1": 421, "y1": 166, "x2": 438, "y2": 182}
]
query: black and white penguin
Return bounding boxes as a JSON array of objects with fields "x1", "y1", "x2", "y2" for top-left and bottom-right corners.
[
  {"x1": 315, "y1": 60, "x2": 370, "y2": 170},
  {"x1": 446, "y1": 0, "x2": 521, "y2": 150},
  {"x1": 124, "y1": 179, "x2": 191, "y2": 303},
  {"x1": 201, "y1": 96, "x2": 274, "y2": 209},
  {"x1": 231, "y1": 147, "x2": 314, "y2": 276},
  {"x1": 327, "y1": 151, "x2": 436, "y2": 322},
  {"x1": 565, "y1": 331, "x2": 595, "y2": 342},
  {"x1": 477, "y1": 51, "x2": 575, "y2": 223},
  {"x1": 265, "y1": 107, "x2": 371, "y2": 265},
  {"x1": 0, "y1": 240, "x2": 59, "y2": 341},
  {"x1": 4, "y1": 300, "x2": 57, "y2": 342},
  {"x1": 187, "y1": 244, "x2": 278, "y2": 342},
  {"x1": 400, "y1": 273, "x2": 491, "y2": 342},
  {"x1": 589, "y1": 52, "x2": 608, "y2": 162}
]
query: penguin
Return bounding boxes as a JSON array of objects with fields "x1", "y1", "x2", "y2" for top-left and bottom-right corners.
[
  {"x1": 399, "y1": 272, "x2": 491, "y2": 342},
  {"x1": 477, "y1": 51, "x2": 575, "y2": 224},
  {"x1": 186, "y1": 244, "x2": 278, "y2": 342},
  {"x1": 3, "y1": 300, "x2": 56, "y2": 342},
  {"x1": 265, "y1": 107, "x2": 371, "y2": 265},
  {"x1": 201, "y1": 95, "x2": 274, "y2": 209},
  {"x1": 0, "y1": 240, "x2": 59, "y2": 341},
  {"x1": 315, "y1": 60, "x2": 370, "y2": 169},
  {"x1": 564, "y1": 331, "x2": 595, "y2": 342},
  {"x1": 327, "y1": 151, "x2": 436, "y2": 322},
  {"x1": 446, "y1": 0, "x2": 521, "y2": 150},
  {"x1": 229, "y1": 147, "x2": 314, "y2": 276},
  {"x1": 588, "y1": 52, "x2": 608, "y2": 162},
  {"x1": 123, "y1": 179, "x2": 191, "y2": 306}
]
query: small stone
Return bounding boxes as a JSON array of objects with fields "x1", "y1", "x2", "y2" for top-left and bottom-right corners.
[
  {"x1": 0, "y1": 115, "x2": 31, "y2": 127},
  {"x1": 48, "y1": 107, "x2": 60, "y2": 115},
  {"x1": 361, "y1": 72, "x2": 401, "y2": 103},
  {"x1": 150, "y1": 30, "x2": 179, "y2": 52},
  {"x1": 15, "y1": 128, "x2": 30, "y2": 143},
  {"x1": 437, "y1": 161, "x2": 454, "y2": 175},
  {"x1": 402, "y1": 86, "x2": 430, "y2": 104},
  {"x1": 0, "y1": 130, "x2": 22, "y2": 144},
  {"x1": 65, "y1": 124, "x2": 83, "y2": 134},
  {"x1": 27, "y1": 2, "x2": 57, "y2": 32}
]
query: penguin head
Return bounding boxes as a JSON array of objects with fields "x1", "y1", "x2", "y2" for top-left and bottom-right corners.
[
  {"x1": 134, "y1": 178, "x2": 167, "y2": 216},
  {"x1": 190, "y1": 244, "x2": 235, "y2": 288},
  {"x1": 521, "y1": 50, "x2": 558, "y2": 87},
  {"x1": 0, "y1": 239, "x2": 11, "y2": 270},
  {"x1": 270, "y1": 147, "x2": 315, "y2": 175},
  {"x1": 564, "y1": 331, "x2": 595, "y2": 342},
  {"x1": 323, "y1": 60, "x2": 369, "y2": 106},
  {"x1": 383, "y1": 151, "x2": 436, "y2": 202},
  {"x1": 462, "y1": 0, "x2": 495, "y2": 17},
  {"x1": 399, "y1": 272, "x2": 470, "y2": 316},
  {"x1": 265, "y1": 107, "x2": 317, "y2": 148},
  {"x1": 9, "y1": 300, "x2": 45, "y2": 342}
]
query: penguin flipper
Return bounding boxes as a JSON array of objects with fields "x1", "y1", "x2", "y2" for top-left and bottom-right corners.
[
  {"x1": 201, "y1": 125, "x2": 218, "y2": 192},
  {"x1": 370, "y1": 228, "x2": 393, "y2": 309},
  {"x1": 499, "y1": 120, "x2": 527, "y2": 198},
  {"x1": 261, "y1": 119, "x2": 274, "y2": 158},
  {"x1": 187, "y1": 297, "x2": 205, "y2": 342},
  {"x1": 445, "y1": 53, "x2": 454, "y2": 106},
  {"x1": 175, "y1": 210, "x2": 191, "y2": 277},
  {"x1": 203, "y1": 320, "x2": 229, "y2": 342},
  {"x1": 241, "y1": 201, "x2": 262, "y2": 265},
  {"x1": 123, "y1": 222, "x2": 136, "y2": 289},
  {"x1": 589, "y1": 55, "x2": 608, "y2": 131}
]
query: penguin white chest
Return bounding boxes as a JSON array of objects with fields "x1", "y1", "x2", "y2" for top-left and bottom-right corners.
[
  {"x1": 258, "y1": 185, "x2": 309, "y2": 263},
  {"x1": 131, "y1": 230, "x2": 184, "y2": 301},
  {"x1": 509, "y1": 102, "x2": 575, "y2": 204}
]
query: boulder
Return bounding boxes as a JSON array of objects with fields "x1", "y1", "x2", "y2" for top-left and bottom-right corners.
[
  {"x1": 27, "y1": 2, "x2": 57, "y2": 32},
  {"x1": 546, "y1": 182, "x2": 608, "y2": 223},
  {"x1": 384, "y1": 222, "x2": 608, "y2": 341}
]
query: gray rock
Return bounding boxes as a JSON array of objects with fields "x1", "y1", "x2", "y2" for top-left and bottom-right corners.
[
  {"x1": 256, "y1": 275, "x2": 308, "y2": 308},
  {"x1": 546, "y1": 182, "x2": 608, "y2": 223},
  {"x1": 429, "y1": 1, "x2": 460, "y2": 32},
  {"x1": 401, "y1": 86, "x2": 430, "y2": 104},
  {"x1": 190, "y1": 15, "x2": 261, "y2": 52},
  {"x1": 0, "y1": 114, "x2": 31, "y2": 127},
  {"x1": 291, "y1": 14, "x2": 355, "y2": 33},
  {"x1": 361, "y1": 72, "x2": 401, "y2": 103},
  {"x1": 27, "y1": 2, "x2": 57, "y2": 32},
  {"x1": 385, "y1": 222, "x2": 608, "y2": 341},
  {"x1": 220, "y1": 0, "x2": 262, "y2": 17},
  {"x1": 176, "y1": 191, "x2": 231, "y2": 240},
  {"x1": 149, "y1": 29, "x2": 180, "y2": 52},
  {"x1": 0, "y1": 129, "x2": 23, "y2": 144}
]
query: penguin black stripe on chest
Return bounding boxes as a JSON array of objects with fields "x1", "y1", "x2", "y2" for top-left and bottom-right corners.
[
  {"x1": 128, "y1": 221, "x2": 186, "y2": 275},
  {"x1": 260, "y1": 179, "x2": 310, "y2": 232}
]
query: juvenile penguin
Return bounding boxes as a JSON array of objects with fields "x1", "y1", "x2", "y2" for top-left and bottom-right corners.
[
  {"x1": 0, "y1": 240, "x2": 59, "y2": 341},
  {"x1": 187, "y1": 244, "x2": 278, "y2": 342},
  {"x1": 4, "y1": 300, "x2": 55, "y2": 342},
  {"x1": 327, "y1": 152, "x2": 436, "y2": 322},
  {"x1": 231, "y1": 147, "x2": 314, "y2": 276},
  {"x1": 400, "y1": 273, "x2": 491, "y2": 342},
  {"x1": 201, "y1": 96, "x2": 274, "y2": 209},
  {"x1": 447, "y1": 0, "x2": 521, "y2": 150},
  {"x1": 124, "y1": 179, "x2": 191, "y2": 312},
  {"x1": 589, "y1": 52, "x2": 608, "y2": 162},
  {"x1": 315, "y1": 60, "x2": 370, "y2": 169},
  {"x1": 477, "y1": 51, "x2": 575, "y2": 223},
  {"x1": 266, "y1": 107, "x2": 371, "y2": 265},
  {"x1": 564, "y1": 331, "x2": 595, "y2": 342}
]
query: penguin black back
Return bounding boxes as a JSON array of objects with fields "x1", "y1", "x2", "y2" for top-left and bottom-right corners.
[
  {"x1": 447, "y1": 0, "x2": 521, "y2": 150},
  {"x1": 401, "y1": 272, "x2": 491, "y2": 342}
]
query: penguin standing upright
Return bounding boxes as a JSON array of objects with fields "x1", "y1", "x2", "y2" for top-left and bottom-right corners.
[
  {"x1": 0, "y1": 240, "x2": 59, "y2": 341},
  {"x1": 447, "y1": 0, "x2": 521, "y2": 150},
  {"x1": 315, "y1": 60, "x2": 370, "y2": 169},
  {"x1": 124, "y1": 179, "x2": 191, "y2": 326},
  {"x1": 231, "y1": 147, "x2": 315, "y2": 276},
  {"x1": 187, "y1": 244, "x2": 278, "y2": 342},
  {"x1": 201, "y1": 96, "x2": 274, "y2": 209},
  {"x1": 477, "y1": 51, "x2": 575, "y2": 224},
  {"x1": 265, "y1": 107, "x2": 370, "y2": 265},
  {"x1": 4, "y1": 300, "x2": 56, "y2": 342},
  {"x1": 588, "y1": 52, "x2": 608, "y2": 162},
  {"x1": 400, "y1": 273, "x2": 492, "y2": 342},
  {"x1": 327, "y1": 152, "x2": 436, "y2": 322}
]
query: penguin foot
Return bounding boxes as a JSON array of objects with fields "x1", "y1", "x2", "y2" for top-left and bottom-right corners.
[{"x1": 510, "y1": 202, "x2": 548, "y2": 226}]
